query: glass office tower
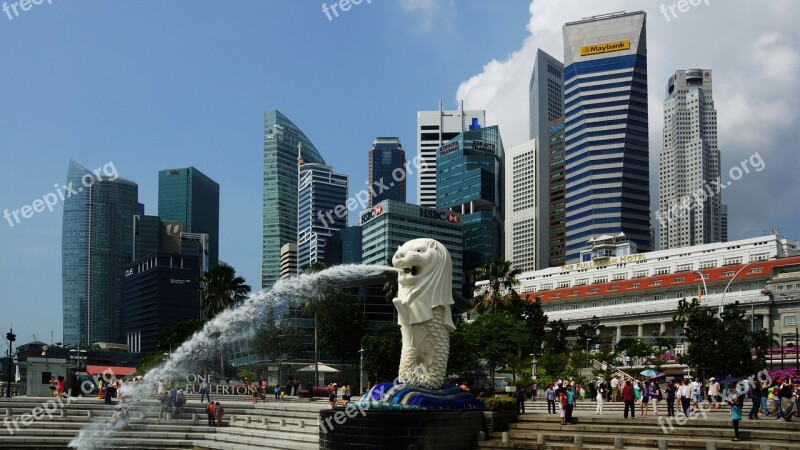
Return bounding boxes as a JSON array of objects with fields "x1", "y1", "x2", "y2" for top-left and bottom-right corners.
[
  {"x1": 158, "y1": 167, "x2": 219, "y2": 268},
  {"x1": 262, "y1": 110, "x2": 326, "y2": 288},
  {"x1": 297, "y1": 163, "x2": 348, "y2": 270},
  {"x1": 563, "y1": 11, "x2": 652, "y2": 262},
  {"x1": 368, "y1": 137, "x2": 406, "y2": 207},
  {"x1": 62, "y1": 160, "x2": 139, "y2": 345}
]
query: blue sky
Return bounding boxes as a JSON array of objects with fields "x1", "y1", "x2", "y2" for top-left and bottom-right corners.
[{"x1": 1, "y1": 0, "x2": 798, "y2": 347}]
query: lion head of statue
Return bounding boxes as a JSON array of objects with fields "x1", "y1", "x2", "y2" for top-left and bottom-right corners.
[{"x1": 392, "y1": 238, "x2": 455, "y2": 330}]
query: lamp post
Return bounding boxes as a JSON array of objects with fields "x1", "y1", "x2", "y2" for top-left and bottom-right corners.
[
  {"x1": 358, "y1": 347, "x2": 364, "y2": 395},
  {"x1": 5, "y1": 328, "x2": 16, "y2": 398},
  {"x1": 718, "y1": 256, "x2": 778, "y2": 319},
  {"x1": 693, "y1": 270, "x2": 709, "y2": 301}
]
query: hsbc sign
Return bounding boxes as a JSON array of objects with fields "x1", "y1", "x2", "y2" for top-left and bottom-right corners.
[
  {"x1": 419, "y1": 208, "x2": 460, "y2": 224},
  {"x1": 360, "y1": 204, "x2": 384, "y2": 224}
]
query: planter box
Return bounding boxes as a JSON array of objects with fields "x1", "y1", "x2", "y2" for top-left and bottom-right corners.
[{"x1": 483, "y1": 410, "x2": 518, "y2": 433}]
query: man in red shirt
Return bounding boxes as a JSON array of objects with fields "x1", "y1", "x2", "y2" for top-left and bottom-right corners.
[{"x1": 622, "y1": 380, "x2": 636, "y2": 418}]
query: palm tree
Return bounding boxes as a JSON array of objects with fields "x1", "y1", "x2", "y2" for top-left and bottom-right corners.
[
  {"x1": 470, "y1": 258, "x2": 522, "y2": 314},
  {"x1": 197, "y1": 263, "x2": 251, "y2": 320},
  {"x1": 196, "y1": 263, "x2": 251, "y2": 378}
]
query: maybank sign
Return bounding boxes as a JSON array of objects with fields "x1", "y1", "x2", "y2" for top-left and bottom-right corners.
[{"x1": 580, "y1": 40, "x2": 630, "y2": 56}]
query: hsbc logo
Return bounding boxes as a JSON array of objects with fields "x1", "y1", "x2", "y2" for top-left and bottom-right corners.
[
  {"x1": 360, "y1": 205, "x2": 384, "y2": 224},
  {"x1": 419, "y1": 208, "x2": 460, "y2": 224}
]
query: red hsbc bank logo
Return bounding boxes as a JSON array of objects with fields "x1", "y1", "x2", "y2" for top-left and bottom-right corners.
[
  {"x1": 447, "y1": 213, "x2": 459, "y2": 224},
  {"x1": 375, "y1": 205, "x2": 383, "y2": 215}
]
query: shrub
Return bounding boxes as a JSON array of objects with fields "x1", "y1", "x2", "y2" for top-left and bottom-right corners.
[{"x1": 481, "y1": 396, "x2": 516, "y2": 411}]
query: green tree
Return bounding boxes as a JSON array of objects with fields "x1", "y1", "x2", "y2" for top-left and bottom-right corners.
[
  {"x1": 303, "y1": 283, "x2": 365, "y2": 360},
  {"x1": 383, "y1": 256, "x2": 398, "y2": 303},
  {"x1": 197, "y1": 263, "x2": 251, "y2": 320},
  {"x1": 252, "y1": 302, "x2": 306, "y2": 382},
  {"x1": 470, "y1": 258, "x2": 522, "y2": 314},
  {"x1": 156, "y1": 319, "x2": 204, "y2": 353},
  {"x1": 446, "y1": 321, "x2": 479, "y2": 378},
  {"x1": 572, "y1": 316, "x2": 605, "y2": 352},
  {"x1": 362, "y1": 323, "x2": 402, "y2": 383},
  {"x1": 544, "y1": 319, "x2": 569, "y2": 354},
  {"x1": 511, "y1": 296, "x2": 549, "y2": 356},
  {"x1": 462, "y1": 312, "x2": 528, "y2": 387}
]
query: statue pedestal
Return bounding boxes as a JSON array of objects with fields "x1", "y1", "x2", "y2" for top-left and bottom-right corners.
[{"x1": 318, "y1": 409, "x2": 484, "y2": 450}]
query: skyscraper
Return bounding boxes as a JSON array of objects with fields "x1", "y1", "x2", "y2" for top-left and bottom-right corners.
[
  {"x1": 659, "y1": 69, "x2": 726, "y2": 249},
  {"x1": 562, "y1": 11, "x2": 651, "y2": 262},
  {"x1": 505, "y1": 139, "x2": 539, "y2": 272},
  {"x1": 526, "y1": 49, "x2": 565, "y2": 270},
  {"x1": 436, "y1": 122, "x2": 504, "y2": 290},
  {"x1": 158, "y1": 167, "x2": 220, "y2": 268},
  {"x1": 263, "y1": 110, "x2": 326, "y2": 288},
  {"x1": 62, "y1": 160, "x2": 139, "y2": 345},
  {"x1": 548, "y1": 119, "x2": 567, "y2": 267},
  {"x1": 297, "y1": 163, "x2": 348, "y2": 270},
  {"x1": 368, "y1": 137, "x2": 406, "y2": 206},
  {"x1": 417, "y1": 101, "x2": 485, "y2": 208}
]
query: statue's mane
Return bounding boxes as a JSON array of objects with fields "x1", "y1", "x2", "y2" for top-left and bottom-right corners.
[{"x1": 397, "y1": 239, "x2": 454, "y2": 309}]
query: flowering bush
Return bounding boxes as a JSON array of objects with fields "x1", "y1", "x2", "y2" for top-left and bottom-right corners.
[{"x1": 480, "y1": 396, "x2": 516, "y2": 411}]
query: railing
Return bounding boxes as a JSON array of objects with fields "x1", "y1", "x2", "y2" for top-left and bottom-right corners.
[
  {"x1": 0, "y1": 382, "x2": 27, "y2": 396},
  {"x1": 590, "y1": 359, "x2": 634, "y2": 381}
]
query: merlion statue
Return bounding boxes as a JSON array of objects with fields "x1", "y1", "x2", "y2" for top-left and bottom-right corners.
[{"x1": 391, "y1": 238, "x2": 455, "y2": 389}]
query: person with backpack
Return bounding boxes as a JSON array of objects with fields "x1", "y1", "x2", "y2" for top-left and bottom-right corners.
[
  {"x1": 514, "y1": 386, "x2": 526, "y2": 414},
  {"x1": 274, "y1": 385, "x2": 280, "y2": 400},
  {"x1": 779, "y1": 377, "x2": 795, "y2": 421}
]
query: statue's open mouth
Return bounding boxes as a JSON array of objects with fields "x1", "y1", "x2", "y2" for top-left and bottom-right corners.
[{"x1": 404, "y1": 267, "x2": 417, "y2": 276}]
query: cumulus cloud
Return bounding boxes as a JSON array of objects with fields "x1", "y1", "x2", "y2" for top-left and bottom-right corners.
[{"x1": 455, "y1": 0, "x2": 800, "y2": 242}]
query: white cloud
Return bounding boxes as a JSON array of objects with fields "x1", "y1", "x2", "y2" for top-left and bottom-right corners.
[{"x1": 455, "y1": 0, "x2": 800, "y2": 242}]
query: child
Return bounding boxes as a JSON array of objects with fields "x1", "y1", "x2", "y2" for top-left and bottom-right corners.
[{"x1": 727, "y1": 383, "x2": 744, "y2": 441}]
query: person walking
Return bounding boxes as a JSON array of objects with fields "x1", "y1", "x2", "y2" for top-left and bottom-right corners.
[
  {"x1": 665, "y1": 381, "x2": 677, "y2": 417},
  {"x1": 727, "y1": 382, "x2": 744, "y2": 441},
  {"x1": 596, "y1": 382, "x2": 606, "y2": 415},
  {"x1": 274, "y1": 385, "x2": 280, "y2": 400},
  {"x1": 206, "y1": 401, "x2": 215, "y2": 427},
  {"x1": 200, "y1": 380, "x2": 211, "y2": 403},
  {"x1": 566, "y1": 384, "x2": 576, "y2": 424},
  {"x1": 622, "y1": 380, "x2": 635, "y2": 418},
  {"x1": 708, "y1": 377, "x2": 721, "y2": 409},
  {"x1": 546, "y1": 384, "x2": 556, "y2": 414},
  {"x1": 650, "y1": 381, "x2": 662, "y2": 416},
  {"x1": 559, "y1": 387, "x2": 568, "y2": 425},
  {"x1": 691, "y1": 377, "x2": 703, "y2": 408}
]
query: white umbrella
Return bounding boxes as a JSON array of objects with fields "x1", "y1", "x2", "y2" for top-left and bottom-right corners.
[{"x1": 297, "y1": 364, "x2": 339, "y2": 373}]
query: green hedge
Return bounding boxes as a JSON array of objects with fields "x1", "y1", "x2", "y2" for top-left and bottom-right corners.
[{"x1": 480, "y1": 396, "x2": 516, "y2": 411}]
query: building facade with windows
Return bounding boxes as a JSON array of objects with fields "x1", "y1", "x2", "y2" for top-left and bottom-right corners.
[
  {"x1": 62, "y1": 160, "x2": 139, "y2": 346},
  {"x1": 417, "y1": 101, "x2": 485, "y2": 208},
  {"x1": 262, "y1": 110, "x2": 326, "y2": 288},
  {"x1": 505, "y1": 139, "x2": 539, "y2": 273},
  {"x1": 297, "y1": 163, "x2": 348, "y2": 271},
  {"x1": 360, "y1": 200, "x2": 463, "y2": 294},
  {"x1": 548, "y1": 119, "x2": 567, "y2": 267},
  {"x1": 158, "y1": 167, "x2": 220, "y2": 267},
  {"x1": 368, "y1": 137, "x2": 406, "y2": 207},
  {"x1": 436, "y1": 124, "x2": 504, "y2": 283},
  {"x1": 658, "y1": 69, "x2": 726, "y2": 250},
  {"x1": 562, "y1": 11, "x2": 652, "y2": 262},
  {"x1": 487, "y1": 234, "x2": 800, "y2": 354}
]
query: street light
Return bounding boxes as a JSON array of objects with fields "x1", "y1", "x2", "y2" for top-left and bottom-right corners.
[
  {"x1": 719, "y1": 256, "x2": 778, "y2": 319},
  {"x1": 358, "y1": 347, "x2": 364, "y2": 395},
  {"x1": 693, "y1": 270, "x2": 709, "y2": 302},
  {"x1": 6, "y1": 328, "x2": 16, "y2": 398}
]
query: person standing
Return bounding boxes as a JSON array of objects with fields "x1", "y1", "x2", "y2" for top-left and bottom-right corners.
[
  {"x1": 665, "y1": 381, "x2": 677, "y2": 417},
  {"x1": 565, "y1": 384, "x2": 576, "y2": 424},
  {"x1": 559, "y1": 387, "x2": 568, "y2": 425},
  {"x1": 514, "y1": 386, "x2": 526, "y2": 414},
  {"x1": 206, "y1": 401, "x2": 215, "y2": 427},
  {"x1": 749, "y1": 379, "x2": 763, "y2": 419},
  {"x1": 708, "y1": 377, "x2": 721, "y2": 409},
  {"x1": 546, "y1": 384, "x2": 556, "y2": 414},
  {"x1": 274, "y1": 385, "x2": 280, "y2": 400},
  {"x1": 779, "y1": 377, "x2": 795, "y2": 421},
  {"x1": 622, "y1": 380, "x2": 635, "y2": 418},
  {"x1": 650, "y1": 381, "x2": 662, "y2": 416},
  {"x1": 214, "y1": 402, "x2": 225, "y2": 427},
  {"x1": 680, "y1": 378, "x2": 692, "y2": 415},
  {"x1": 691, "y1": 377, "x2": 703, "y2": 408},
  {"x1": 611, "y1": 376, "x2": 620, "y2": 402},
  {"x1": 727, "y1": 382, "x2": 744, "y2": 441},
  {"x1": 596, "y1": 382, "x2": 606, "y2": 415}
]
